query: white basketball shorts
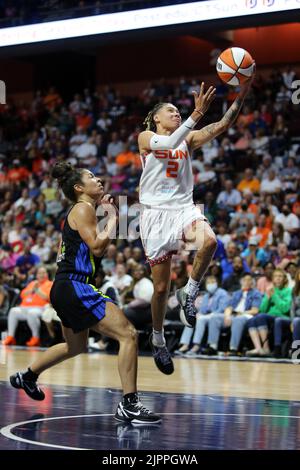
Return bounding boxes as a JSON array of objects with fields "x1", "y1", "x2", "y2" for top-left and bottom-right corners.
[{"x1": 139, "y1": 204, "x2": 207, "y2": 267}]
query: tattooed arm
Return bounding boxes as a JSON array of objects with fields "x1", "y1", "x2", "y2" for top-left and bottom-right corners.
[{"x1": 186, "y1": 75, "x2": 254, "y2": 152}]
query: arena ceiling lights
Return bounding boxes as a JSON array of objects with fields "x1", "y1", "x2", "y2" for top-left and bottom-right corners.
[{"x1": 0, "y1": 0, "x2": 299, "y2": 47}]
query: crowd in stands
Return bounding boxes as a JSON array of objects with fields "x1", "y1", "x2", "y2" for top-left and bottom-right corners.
[
  {"x1": 0, "y1": 64, "x2": 300, "y2": 359},
  {"x1": 0, "y1": 0, "x2": 198, "y2": 27}
]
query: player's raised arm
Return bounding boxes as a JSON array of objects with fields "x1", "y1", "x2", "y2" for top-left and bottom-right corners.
[
  {"x1": 138, "y1": 83, "x2": 216, "y2": 154},
  {"x1": 186, "y1": 72, "x2": 255, "y2": 152}
]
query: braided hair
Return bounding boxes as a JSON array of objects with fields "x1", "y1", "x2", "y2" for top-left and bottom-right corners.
[
  {"x1": 143, "y1": 102, "x2": 168, "y2": 131},
  {"x1": 52, "y1": 162, "x2": 84, "y2": 202}
]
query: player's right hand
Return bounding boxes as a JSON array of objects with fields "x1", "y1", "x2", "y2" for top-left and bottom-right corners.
[{"x1": 192, "y1": 82, "x2": 216, "y2": 114}]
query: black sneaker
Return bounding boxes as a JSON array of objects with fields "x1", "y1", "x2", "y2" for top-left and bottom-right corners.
[
  {"x1": 10, "y1": 372, "x2": 45, "y2": 401},
  {"x1": 149, "y1": 334, "x2": 174, "y2": 375},
  {"x1": 115, "y1": 398, "x2": 162, "y2": 425},
  {"x1": 176, "y1": 288, "x2": 197, "y2": 328}
]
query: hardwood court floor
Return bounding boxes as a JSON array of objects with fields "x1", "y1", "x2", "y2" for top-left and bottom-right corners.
[{"x1": 1, "y1": 347, "x2": 300, "y2": 450}]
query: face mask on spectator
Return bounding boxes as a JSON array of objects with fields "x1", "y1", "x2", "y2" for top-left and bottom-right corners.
[{"x1": 206, "y1": 283, "x2": 218, "y2": 294}]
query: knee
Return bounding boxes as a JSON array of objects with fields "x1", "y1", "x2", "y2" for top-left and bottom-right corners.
[
  {"x1": 123, "y1": 322, "x2": 139, "y2": 343},
  {"x1": 153, "y1": 281, "x2": 169, "y2": 296},
  {"x1": 204, "y1": 234, "x2": 217, "y2": 253}
]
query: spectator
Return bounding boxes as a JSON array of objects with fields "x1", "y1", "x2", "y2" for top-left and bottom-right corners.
[
  {"x1": 176, "y1": 276, "x2": 229, "y2": 355},
  {"x1": 107, "y1": 131, "x2": 124, "y2": 159},
  {"x1": 275, "y1": 203, "x2": 300, "y2": 235},
  {"x1": 31, "y1": 234, "x2": 51, "y2": 263},
  {"x1": 273, "y1": 267, "x2": 300, "y2": 359},
  {"x1": 267, "y1": 222, "x2": 291, "y2": 248},
  {"x1": 250, "y1": 214, "x2": 271, "y2": 248},
  {"x1": 241, "y1": 236, "x2": 269, "y2": 270},
  {"x1": 260, "y1": 169, "x2": 282, "y2": 195},
  {"x1": 237, "y1": 168, "x2": 260, "y2": 195},
  {"x1": 246, "y1": 269, "x2": 292, "y2": 356},
  {"x1": 205, "y1": 274, "x2": 262, "y2": 355},
  {"x1": 110, "y1": 263, "x2": 133, "y2": 296},
  {"x1": 123, "y1": 265, "x2": 154, "y2": 329},
  {"x1": 216, "y1": 179, "x2": 242, "y2": 211},
  {"x1": 256, "y1": 262, "x2": 275, "y2": 295},
  {"x1": 222, "y1": 255, "x2": 250, "y2": 291},
  {"x1": 14, "y1": 243, "x2": 41, "y2": 288},
  {"x1": 3, "y1": 266, "x2": 53, "y2": 347}
]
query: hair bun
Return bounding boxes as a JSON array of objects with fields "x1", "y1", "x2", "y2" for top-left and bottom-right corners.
[{"x1": 52, "y1": 162, "x2": 73, "y2": 183}]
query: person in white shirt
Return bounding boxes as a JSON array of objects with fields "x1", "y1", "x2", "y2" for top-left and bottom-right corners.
[
  {"x1": 110, "y1": 264, "x2": 133, "y2": 294},
  {"x1": 14, "y1": 188, "x2": 32, "y2": 212},
  {"x1": 31, "y1": 235, "x2": 51, "y2": 263},
  {"x1": 260, "y1": 169, "x2": 281, "y2": 194},
  {"x1": 216, "y1": 179, "x2": 242, "y2": 209},
  {"x1": 75, "y1": 137, "x2": 97, "y2": 165},
  {"x1": 138, "y1": 75, "x2": 255, "y2": 374},
  {"x1": 275, "y1": 204, "x2": 300, "y2": 234},
  {"x1": 123, "y1": 265, "x2": 154, "y2": 329}
]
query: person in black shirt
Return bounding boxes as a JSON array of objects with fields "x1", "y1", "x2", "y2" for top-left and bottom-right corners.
[{"x1": 9, "y1": 162, "x2": 160, "y2": 425}]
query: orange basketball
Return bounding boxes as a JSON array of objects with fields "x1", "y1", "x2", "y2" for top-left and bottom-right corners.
[{"x1": 216, "y1": 47, "x2": 255, "y2": 86}]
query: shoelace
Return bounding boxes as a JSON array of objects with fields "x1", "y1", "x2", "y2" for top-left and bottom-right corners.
[
  {"x1": 133, "y1": 401, "x2": 152, "y2": 415},
  {"x1": 153, "y1": 345, "x2": 171, "y2": 365},
  {"x1": 185, "y1": 295, "x2": 196, "y2": 317}
]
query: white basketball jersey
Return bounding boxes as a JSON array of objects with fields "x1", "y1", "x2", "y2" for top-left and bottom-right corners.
[{"x1": 139, "y1": 140, "x2": 193, "y2": 208}]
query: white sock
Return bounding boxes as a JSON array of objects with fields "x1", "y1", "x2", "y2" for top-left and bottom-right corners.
[
  {"x1": 152, "y1": 329, "x2": 166, "y2": 347},
  {"x1": 184, "y1": 277, "x2": 200, "y2": 299}
]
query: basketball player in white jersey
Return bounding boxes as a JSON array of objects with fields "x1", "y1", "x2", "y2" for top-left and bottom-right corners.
[{"x1": 138, "y1": 77, "x2": 254, "y2": 374}]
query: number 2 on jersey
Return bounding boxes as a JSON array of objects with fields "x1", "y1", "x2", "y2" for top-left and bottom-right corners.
[{"x1": 166, "y1": 161, "x2": 179, "y2": 178}]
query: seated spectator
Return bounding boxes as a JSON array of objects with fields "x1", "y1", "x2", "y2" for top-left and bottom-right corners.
[
  {"x1": 220, "y1": 242, "x2": 239, "y2": 280},
  {"x1": 3, "y1": 266, "x2": 53, "y2": 347},
  {"x1": 273, "y1": 242, "x2": 297, "y2": 269},
  {"x1": 111, "y1": 263, "x2": 133, "y2": 298},
  {"x1": 250, "y1": 214, "x2": 271, "y2": 248},
  {"x1": 176, "y1": 276, "x2": 229, "y2": 355},
  {"x1": 246, "y1": 269, "x2": 292, "y2": 356},
  {"x1": 272, "y1": 268, "x2": 300, "y2": 358},
  {"x1": 256, "y1": 262, "x2": 275, "y2": 295},
  {"x1": 31, "y1": 234, "x2": 51, "y2": 263},
  {"x1": 14, "y1": 243, "x2": 41, "y2": 288},
  {"x1": 229, "y1": 199, "x2": 255, "y2": 232},
  {"x1": 204, "y1": 274, "x2": 262, "y2": 355},
  {"x1": 216, "y1": 179, "x2": 242, "y2": 211},
  {"x1": 123, "y1": 265, "x2": 153, "y2": 329},
  {"x1": 222, "y1": 256, "x2": 250, "y2": 292},
  {"x1": 260, "y1": 169, "x2": 282, "y2": 195},
  {"x1": 275, "y1": 203, "x2": 300, "y2": 235},
  {"x1": 241, "y1": 236, "x2": 269, "y2": 270},
  {"x1": 280, "y1": 157, "x2": 300, "y2": 192},
  {"x1": 267, "y1": 222, "x2": 291, "y2": 249},
  {"x1": 101, "y1": 243, "x2": 117, "y2": 275},
  {"x1": 237, "y1": 168, "x2": 260, "y2": 195},
  {"x1": 286, "y1": 261, "x2": 298, "y2": 289}
]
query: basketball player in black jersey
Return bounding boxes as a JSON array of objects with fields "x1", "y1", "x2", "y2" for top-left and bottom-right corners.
[{"x1": 9, "y1": 162, "x2": 160, "y2": 425}]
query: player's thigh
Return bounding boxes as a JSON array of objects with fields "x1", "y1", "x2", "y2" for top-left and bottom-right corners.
[
  {"x1": 91, "y1": 302, "x2": 137, "y2": 342},
  {"x1": 62, "y1": 326, "x2": 89, "y2": 354},
  {"x1": 184, "y1": 220, "x2": 216, "y2": 250}
]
